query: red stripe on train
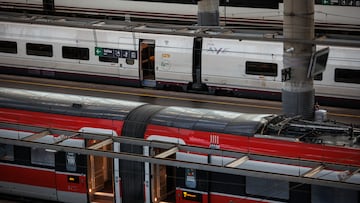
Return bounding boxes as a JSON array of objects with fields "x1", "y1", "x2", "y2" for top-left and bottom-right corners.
[
  {"x1": 0, "y1": 108, "x2": 123, "y2": 136},
  {"x1": 145, "y1": 124, "x2": 360, "y2": 167}
]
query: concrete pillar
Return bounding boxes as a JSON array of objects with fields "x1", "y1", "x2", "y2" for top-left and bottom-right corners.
[
  {"x1": 282, "y1": 0, "x2": 315, "y2": 119},
  {"x1": 197, "y1": 0, "x2": 219, "y2": 26}
]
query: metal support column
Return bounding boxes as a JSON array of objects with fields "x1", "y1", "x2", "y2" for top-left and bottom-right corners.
[
  {"x1": 282, "y1": 0, "x2": 315, "y2": 119},
  {"x1": 197, "y1": 0, "x2": 219, "y2": 26}
]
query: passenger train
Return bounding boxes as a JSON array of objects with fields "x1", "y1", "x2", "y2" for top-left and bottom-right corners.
[
  {"x1": 0, "y1": 87, "x2": 359, "y2": 203},
  {"x1": 0, "y1": 15, "x2": 359, "y2": 108},
  {"x1": 0, "y1": 0, "x2": 359, "y2": 26}
]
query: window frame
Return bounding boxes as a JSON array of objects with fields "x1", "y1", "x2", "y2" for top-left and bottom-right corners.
[
  {"x1": 0, "y1": 40, "x2": 17, "y2": 54},
  {"x1": 245, "y1": 61, "x2": 278, "y2": 77},
  {"x1": 0, "y1": 144, "x2": 14, "y2": 161},
  {"x1": 334, "y1": 68, "x2": 360, "y2": 84},
  {"x1": 99, "y1": 56, "x2": 119, "y2": 63},
  {"x1": 62, "y1": 46, "x2": 89, "y2": 60},
  {"x1": 26, "y1": 43, "x2": 53, "y2": 57}
]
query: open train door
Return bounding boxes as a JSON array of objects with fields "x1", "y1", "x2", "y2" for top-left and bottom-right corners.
[
  {"x1": 87, "y1": 140, "x2": 115, "y2": 203},
  {"x1": 139, "y1": 39, "x2": 156, "y2": 87},
  {"x1": 145, "y1": 147, "x2": 176, "y2": 203}
]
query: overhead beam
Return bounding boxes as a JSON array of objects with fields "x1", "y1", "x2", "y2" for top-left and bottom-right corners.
[
  {"x1": 53, "y1": 133, "x2": 80, "y2": 144},
  {"x1": 1, "y1": 121, "x2": 358, "y2": 174},
  {"x1": 155, "y1": 147, "x2": 178, "y2": 159},
  {"x1": 338, "y1": 168, "x2": 360, "y2": 182},
  {"x1": 226, "y1": 156, "x2": 249, "y2": 168},
  {"x1": 22, "y1": 130, "x2": 50, "y2": 141},
  {"x1": 1, "y1": 137, "x2": 358, "y2": 191},
  {"x1": 302, "y1": 165, "x2": 324, "y2": 178},
  {"x1": 88, "y1": 138, "x2": 113, "y2": 150}
]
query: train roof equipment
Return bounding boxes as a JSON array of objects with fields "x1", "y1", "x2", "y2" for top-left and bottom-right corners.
[{"x1": 0, "y1": 11, "x2": 360, "y2": 48}]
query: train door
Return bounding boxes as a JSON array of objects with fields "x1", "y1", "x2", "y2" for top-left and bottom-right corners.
[
  {"x1": 87, "y1": 140, "x2": 114, "y2": 203},
  {"x1": 139, "y1": 39, "x2": 156, "y2": 87},
  {"x1": 151, "y1": 148, "x2": 176, "y2": 203}
]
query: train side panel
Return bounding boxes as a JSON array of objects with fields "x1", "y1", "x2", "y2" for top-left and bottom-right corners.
[
  {"x1": 201, "y1": 38, "x2": 283, "y2": 98},
  {"x1": 0, "y1": 22, "x2": 141, "y2": 86},
  {"x1": 314, "y1": 45, "x2": 360, "y2": 102},
  {"x1": 0, "y1": 163, "x2": 58, "y2": 201}
]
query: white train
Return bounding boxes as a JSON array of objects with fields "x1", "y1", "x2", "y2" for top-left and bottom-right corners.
[
  {"x1": 0, "y1": 0, "x2": 359, "y2": 26},
  {"x1": 0, "y1": 16, "x2": 359, "y2": 108}
]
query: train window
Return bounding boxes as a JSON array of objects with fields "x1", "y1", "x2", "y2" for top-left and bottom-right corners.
[
  {"x1": 0, "y1": 144, "x2": 14, "y2": 161},
  {"x1": 66, "y1": 152, "x2": 77, "y2": 172},
  {"x1": 185, "y1": 168, "x2": 197, "y2": 188},
  {"x1": 55, "y1": 151, "x2": 86, "y2": 173},
  {"x1": 31, "y1": 148, "x2": 55, "y2": 167},
  {"x1": 99, "y1": 56, "x2": 118, "y2": 63},
  {"x1": 14, "y1": 146, "x2": 31, "y2": 165},
  {"x1": 246, "y1": 176, "x2": 289, "y2": 200},
  {"x1": 211, "y1": 172, "x2": 245, "y2": 196},
  {"x1": 334, "y1": 68, "x2": 360, "y2": 84},
  {"x1": 314, "y1": 73, "x2": 323, "y2": 81},
  {"x1": 0, "y1": 40, "x2": 17, "y2": 54},
  {"x1": 62, "y1": 46, "x2": 89, "y2": 60},
  {"x1": 245, "y1": 61, "x2": 278, "y2": 77},
  {"x1": 290, "y1": 183, "x2": 311, "y2": 203},
  {"x1": 315, "y1": 0, "x2": 331, "y2": 4},
  {"x1": 26, "y1": 43, "x2": 53, "y2": 57},
  {"x1": 126, "y1": 58, "x2": 135, "y2": 65},
  {"x1": 312, "y1": 185, "x2": 358, "y2": 203}
]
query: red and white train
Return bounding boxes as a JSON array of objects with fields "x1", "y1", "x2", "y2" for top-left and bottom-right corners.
[
  {"x1": 0, "y1": 0, "x2": 359, "y2": 26},
  {"x1": 0, "y1": 87, "x2": 359, "y2": 203},
  {"x1": 0, "y1": 14, "x2": 359, "y2": 108}
]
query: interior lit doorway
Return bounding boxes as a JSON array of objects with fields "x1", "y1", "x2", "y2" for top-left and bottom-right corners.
[
  {"x1": 140, "y1": 39, "x2": 156, "y2": 87},
  {"x1": 87, "y1": 140, "x2": 114, "y2": 203},
  {"x1": 151, "y1": 148, "x2": 176, "y2": 203}
]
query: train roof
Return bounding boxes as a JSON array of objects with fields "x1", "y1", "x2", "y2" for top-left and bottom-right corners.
[
  {"x1": 0, "y1": 87, "x2": 146, "y2": 120},
  {"x1": 149, "y1": 106, "x2": 272, "y2": 136},
  {"x1": 1, "y1": 11, "x2": 360, "y2": 48},
  {"x1": 0, "y1": 87, "x2": 358, "y2": 148}
]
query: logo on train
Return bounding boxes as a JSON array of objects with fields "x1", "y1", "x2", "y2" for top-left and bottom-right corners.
[{"x1": 207, "y1": 46, "x2": 229, "y2": 54}]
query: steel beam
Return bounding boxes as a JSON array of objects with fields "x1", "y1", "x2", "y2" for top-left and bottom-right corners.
[
  {"x1": 1, "y1": 136, "x2": 358, "y2": 190},
  {"x1": 302, "y1": 164, "x2": 324, "y2": 178},
  {"x1": 226, "y1": 156, "x2": 249, "y2": 168},
  {"x1": 88, "y1": 138, "x2": 113, "y2": 150},
  {"x1": 154, "y1": 147, "x2": 178, "y2": 158},
  {"x1": 22, "y1": 130, "x2": 50, "y2": 141}
]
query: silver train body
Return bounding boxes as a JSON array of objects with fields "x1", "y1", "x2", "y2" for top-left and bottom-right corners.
[
  {"x1": 0, "y1": 0, "x2": 359, "y2": 26},
  {"x1": 0, "y1": 19, "x2": 359, "y2": 107}
]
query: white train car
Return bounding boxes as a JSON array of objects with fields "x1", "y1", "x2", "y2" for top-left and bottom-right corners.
[
  {"x1": 0, "y1": 19, "x2": 359, "y2": 108},
  {"x1": 200, "y1": 37, "x2": 360, "y2": 104},
  {"x1": 0, "y1": 21, "x2": 194, "y2": 87},
  {"x1": 201, "y1": 38, "x2": 283, "y2": 99}
]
